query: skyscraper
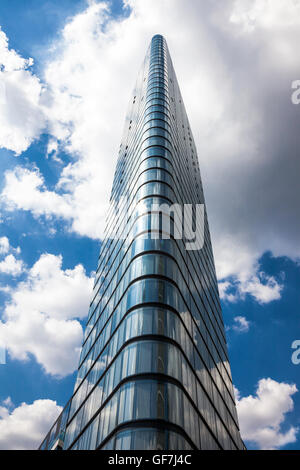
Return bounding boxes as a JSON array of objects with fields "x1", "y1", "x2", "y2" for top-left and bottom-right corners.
[{"x1": 39, "y1": 34, "x2": 244, "y2": 451}]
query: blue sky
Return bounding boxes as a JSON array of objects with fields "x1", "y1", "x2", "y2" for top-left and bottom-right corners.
[{"x1": 0, "y1": 0, "x2": 300, "y2": 450}]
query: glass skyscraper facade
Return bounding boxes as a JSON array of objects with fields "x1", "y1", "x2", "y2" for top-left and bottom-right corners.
[{"x1": 39, "y1": 34, "x2": 244, "y2": 451}]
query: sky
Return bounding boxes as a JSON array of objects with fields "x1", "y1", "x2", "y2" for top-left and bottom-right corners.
[{"x1": 0, "y1": 0, "x2": 299, "y2": 450}]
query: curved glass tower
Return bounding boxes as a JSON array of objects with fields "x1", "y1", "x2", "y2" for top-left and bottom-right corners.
[{"x1": 39, "y1": 34, "x2": 244, "y2": 451}]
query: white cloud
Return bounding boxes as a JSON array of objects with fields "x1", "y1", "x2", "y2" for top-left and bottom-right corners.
[
  {"x1": 233, "y1": 385, "x2": 241, "y2": 402},
  {"x1": 239, "y1": 272, "x2": 283, "y2": 303},
  {"x1": 46, "y1": 138, "x2": 58, "y2": 156},
  {"x1": 0, "y1": 30, "x2": 33, "y2": 72},
  {"x1": 2, "y1": 397, "x2": 13, "y2": 408},
  {"x1": 236, "y1": 378, "x2": 298, "y2": 449},
  {"x1": 219, "y1": 281, "x2": 239, "y2": 303},
  {"x1": 0, "y1": 237, "x2": 9, "y2": 254},
  {"x1": 219, "y1": 271, "x2": 283, "y2": 304},
  {"x1": 1, "y1": 166, "x2": 73, "y2": 219},
  {"x1": 46, "y1": 138, "x2": 63, "y2": 163},
  {"x1": 0, "y1": 253, "x2": 93, "y2": 376},
  {"x1": 0, "y1": 0, "x2": 300, "y2": 292},
  {"x1": 232, "y1": 316, "x2": 250, "y2": 333},
  {"x1": 230, "y1": 0, "x2": 300, "y2": 32},
  {"x1": 0, "y1": 254, "x2": 24, "y2": 276},
  {"x1": 0, "y1": 236, "x2": 23, "y2": 276},
  {"x1": 0, "y1": 397, "x2": 62, "y2": 450},
  {"x1": 0, "y1": 27, "x2": 46, "y2": 155}
]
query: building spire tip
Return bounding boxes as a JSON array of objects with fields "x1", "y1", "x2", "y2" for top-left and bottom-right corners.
[{"x1": 152, "y1": 34, "x2": 164, "y2": 40}]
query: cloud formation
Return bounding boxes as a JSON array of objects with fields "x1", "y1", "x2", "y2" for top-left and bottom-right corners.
[
  {"x1": 0, "y1": 237, "x2": 9, "y2": 254},
  {"x1": 219, "y1": 271, "x2": 283, "y2": 304},
  {"x1": 236, "y1": 378, "x2": 298, "y2": 449},
  {"x1": 0, "y1": 253, "x2": 93, "y2": 376},
  {"x1": 232, "y1": 315, "x2": 250, "y2": 333},
  {"x1": 0, "y1": 236, "x2": 23, "y2": 276},
  {"x1": 0, "y1": 28, "x2": 46, "y2": 155},
  {"x1": 0, "y1": 397, "x2": 62, "y2": 450},
  {"x1": 0, "y1": 254, "x2": 24, "y2": 276}
]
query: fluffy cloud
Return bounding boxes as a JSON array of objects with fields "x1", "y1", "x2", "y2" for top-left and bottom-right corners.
[
  {"x1": 0, "y1": 236, "x2": 20, "y2": 255},
  {"x1": 1, "y1": 166, "x2": 73, "y2": 219},
  {"x1": 0, "y1": 253, "x2": 93, "y2": 376},
  {"x1": 238, "y1": 273, "x2": 283, "y2": 303},
  {"x1": 0, "y1": 397, "x2": 62, "y2": 450},
  {"x1": 0, "y1": 254, "x2": 24, "y2": 276},
  {"x1": 0, "y1": 0, "x2": 300, "y2": 294},
  {"x1": 0, "y1": 237, "x2": 9, "y2": 254},
  {"x1": 230, "y1": 0, "x2": 300, "y2": 32},
  {"x1": 232, "y1": 316, "x2": 250, "y2": 333},
  {"x1": 219, "y1": 271, "x2": 283, "y2": 304},
  {"x1": 0, "y1": 27, "x2": 46, "y2": 155},
  {"x1": 236, "y1": 378, "x2": 298, "y2": 449},
  {"x1": 0, "y1": 236, "x2": 23, "y2": 276}
]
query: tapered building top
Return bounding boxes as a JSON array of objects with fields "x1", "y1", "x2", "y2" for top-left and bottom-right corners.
[{"x1": 39, "y1": 34, "x2": 245, "y2": 451}]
